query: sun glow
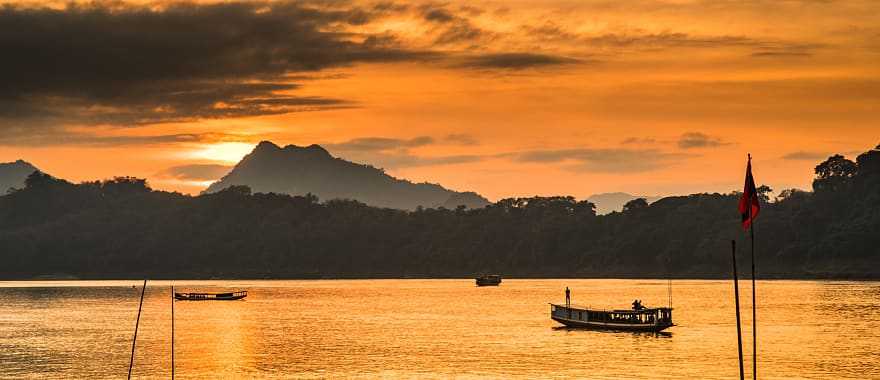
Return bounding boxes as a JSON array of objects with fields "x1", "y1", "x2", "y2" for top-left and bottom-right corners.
[{"x1": 187, "y1": 142, "x2": 255, "y2": 163}]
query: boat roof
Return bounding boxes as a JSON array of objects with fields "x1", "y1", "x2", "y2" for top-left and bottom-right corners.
[{"x1": 550, "y1": 303, "x2": 672, "y2": 313}]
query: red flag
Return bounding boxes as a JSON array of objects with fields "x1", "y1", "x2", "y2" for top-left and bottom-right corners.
[{"x1": 738, "y1": 155, "x2": 760, "y2": 230}]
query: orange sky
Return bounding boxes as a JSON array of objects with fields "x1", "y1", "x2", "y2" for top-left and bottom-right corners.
[{"x1": 1, "y1": 0, "x2": 878, "y2": 200}]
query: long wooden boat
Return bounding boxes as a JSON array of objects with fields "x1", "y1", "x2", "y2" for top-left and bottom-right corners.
[
  {"x1": 550, "y1": 303, "x2": 673, "y2": 332},
  {"x1": 174, "y1": 290, "x2": 247, "y2": 301},
  {"x1": 475, "y1": 275, "x2": 502, "y2": 286}
]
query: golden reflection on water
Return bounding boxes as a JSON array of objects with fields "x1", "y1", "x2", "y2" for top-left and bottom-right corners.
[{"x1": 0, "y1": 279, "x2": 879, "y2": 379}]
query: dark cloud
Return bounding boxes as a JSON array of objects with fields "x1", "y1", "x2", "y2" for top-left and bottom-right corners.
[
  {"x1": 434, "y1": 19, "x2": 487, "y2": 45},
  {"x1": 528, "y1": 28, "x2": 823, "y2": 57},
  {"x1": 0, "y1": 1, "x2": 429, "y2": 127},
  {"x1": 325, "y1": 135, "x2": 484, "y2": 169},
  {"x1": 621, "y1": 137, "x2": 658, "y2": 145},
  {"x1": 157, "y1": 164, "x2": 233, "y2": 181},
  {"x1": 748, "y1": 40, "x2": 821, "y2": 58},
  {"x1": 751, "y1": 49, "x2": 812, "y2": 58},
  {"x1": 522, "y1": 22, "x2": 579, "y2": 42},
  {"x1": 677, "y1": 132, "x2": 728, "y2": 149},
  {"x1": 417, "y1": 3, "x2": 459, "y2": 23},
  {"x1": 417, "y1": 3, "x2": 488, "y2": 45},
  {"x1": 371, "y1": 2, "x2": 410, "y2": 14},
  {"x1": 458, "y1": 5, "x2": 485, "y2": 17},
  {"x1": 781, "y1": 151, "x2": 829, "y2": 160},
  {"x1": 423, "y1": 8, "x2": 455, "y2": 23},
  {"x1": 326, "y1": 136, "x2": 434, "y2": 152},
  {"x1": 456, "y1": 53, "x2": 581, "y2": 70},
  {"x1": 513, "y1": 148, "x2": 688, "y2": 173},
  {"x1": 585, "y1": 32, "x2": 756, "y2": 49},
  {"x1": 366, "y1": 154, "x2": 484, "y2": 168},
  {"x1": 0, "y1": 127, "x2": 246, "y2": 147}
]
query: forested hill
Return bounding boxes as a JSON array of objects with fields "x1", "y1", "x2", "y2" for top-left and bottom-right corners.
[{"x1": 0, "y1": 145, "x2": 878, "y2": 279}]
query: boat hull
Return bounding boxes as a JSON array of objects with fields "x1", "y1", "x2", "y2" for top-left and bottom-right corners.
[
  {"x1": 551, "y1": 316, "x2": 673, "y2": 332},
  {"x1": 174, "y1": 291, "x2": 247, "y2": 301},
  {"x1": 174, "y1": 294, "x2": 246, "y2": 301}
]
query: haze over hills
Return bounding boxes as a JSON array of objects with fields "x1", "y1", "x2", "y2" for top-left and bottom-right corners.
[
  {"x1": 587, "y1": 192, "x2": 663, "y2": 214},
  {"x1": 204, "y1": 141, "x2": 490, "y2": 210},
  {"x1": 0, "y1": 160, "x2": 40, "y2": 194},
  {"x1": 0, "y1": 152, "x2": 666, "y2": 213}
]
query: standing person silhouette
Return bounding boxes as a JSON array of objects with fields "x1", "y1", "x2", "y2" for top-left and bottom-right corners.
[{"x1": 565, "y1": 287, "x2": 571, "y2": 308}]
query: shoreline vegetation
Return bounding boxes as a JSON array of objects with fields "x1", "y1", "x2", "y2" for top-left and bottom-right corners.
[{"x1": 1, "y1": 145, "x2": 878, "y2": 280}]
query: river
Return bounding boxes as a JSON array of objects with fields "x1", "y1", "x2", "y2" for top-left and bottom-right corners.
[{"x1": 0, "y1": 279, "x2": 877, "y2": 379}]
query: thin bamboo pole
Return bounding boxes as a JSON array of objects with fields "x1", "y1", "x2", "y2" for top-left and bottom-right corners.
[{"x1": 128, "y1": 279, "x2": 147, "y2": 379}]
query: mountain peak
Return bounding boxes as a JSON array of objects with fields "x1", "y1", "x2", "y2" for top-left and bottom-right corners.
[
  {"x1": 281, "y1": 143, "x2": 331, "y2": 158},
  {"x1": 251, "y1": 141, "x2": 331, "y2": 159},
  {"x1": 204, "y1": 142, "x2": 489, "y2": 210},
  {"x1": 1, "y1": 159, "x2": 41, "y2": 193},
  {"x1": 1, "y1": 159, "x2": 37, "y2": 170},
  {"x1": 254, "y1": 140, "x2": 281, "y2": 152},
  {"x1": 304, "y1": 144, "x2": 330, "y2": 156},
  {"x1": 587, "y1": 192, "x2": 663, "y2": 215},
  {"x1": 3, "y1": 159, "x2": 35, "y2": 167}
]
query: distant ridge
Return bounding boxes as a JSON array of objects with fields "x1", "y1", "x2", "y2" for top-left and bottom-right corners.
[
  {"x1": 0, "y1": 160, "x2": 40, "y2": 194},
  {"x1": 204, "y1": 141, "x2": 490, "y2": 210},
  {"x1": 587, "y1": 192, "x2": 663, "y2": 214}
]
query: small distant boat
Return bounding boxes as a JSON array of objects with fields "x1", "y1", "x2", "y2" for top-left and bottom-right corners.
[
  {"x1": 550, "y1": 303, "x2": 673, "y2": 332},
  {"x1": 174, "y1": 290, "x2": 248, "y2": 301},
  {"x1": 475, "y1": 275, "x2": 502, "y2": 286}
]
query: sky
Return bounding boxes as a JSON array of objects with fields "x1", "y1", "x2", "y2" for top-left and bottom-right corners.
[{"x1": 0, "y1": 0, "x2": 878, "y2": 200}]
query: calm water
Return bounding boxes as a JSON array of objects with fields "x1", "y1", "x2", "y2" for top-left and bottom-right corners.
[{"x1": 0, "y1": 279, "x2": 878, "y2": 379}]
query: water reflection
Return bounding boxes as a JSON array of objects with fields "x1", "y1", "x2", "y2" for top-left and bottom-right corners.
[{"x1": 0, "y1": 280, "x2": 878, "y2": 379}]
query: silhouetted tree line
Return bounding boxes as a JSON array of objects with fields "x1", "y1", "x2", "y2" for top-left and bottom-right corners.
[{"x1": 0, "y1": 145, "x2": 878, "y2": 279}]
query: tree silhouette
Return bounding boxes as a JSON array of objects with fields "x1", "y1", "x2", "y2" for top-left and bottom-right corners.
[
  {"x1": 0, "y1": 145, "x2": 878, "y2": 279},
  {"x1": 756, "y1": 185, "x2": 773, "y2": 203},
  {"x1": 622, "y1": 198, "x2": 648, "y2": 213},
  {"x1": 813, "y1": 154, "x2": 857, "y2": 192}
]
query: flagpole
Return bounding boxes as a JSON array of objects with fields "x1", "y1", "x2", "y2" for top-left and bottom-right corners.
[
  {"x1": 746, "y1": 153, "x2": 757, "y2": 380},
  {"x1": 750, "y1": 218, "x2": 757, "y2": 380},
  {"x1": 731, "y1": 240, "x2": 745, "y2": 380},
  {"x1": 739, "y1": 153, "x2": 758, "y2": 380},
  {"x1": 171, "y1": 284, "x2": 175, "y2": 380}
]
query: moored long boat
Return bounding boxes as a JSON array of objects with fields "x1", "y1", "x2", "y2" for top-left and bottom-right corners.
[
  {"x1": 175, "y1": 290, "x2": 248, "y2": 301},
  {"x1": 476, "y1": 275, "x2": 502, "y2": 286},
  {"x1": 550, "y1": 303, "x2": 673, "y2": 332}
]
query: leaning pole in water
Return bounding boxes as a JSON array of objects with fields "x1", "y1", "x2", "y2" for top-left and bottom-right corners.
[
  {"x1": 128, "y1": 279, "x2": 148, "y2": 379},
  {"x1": 731, "y1": 240, "x2": 745, "y2": 380}
]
